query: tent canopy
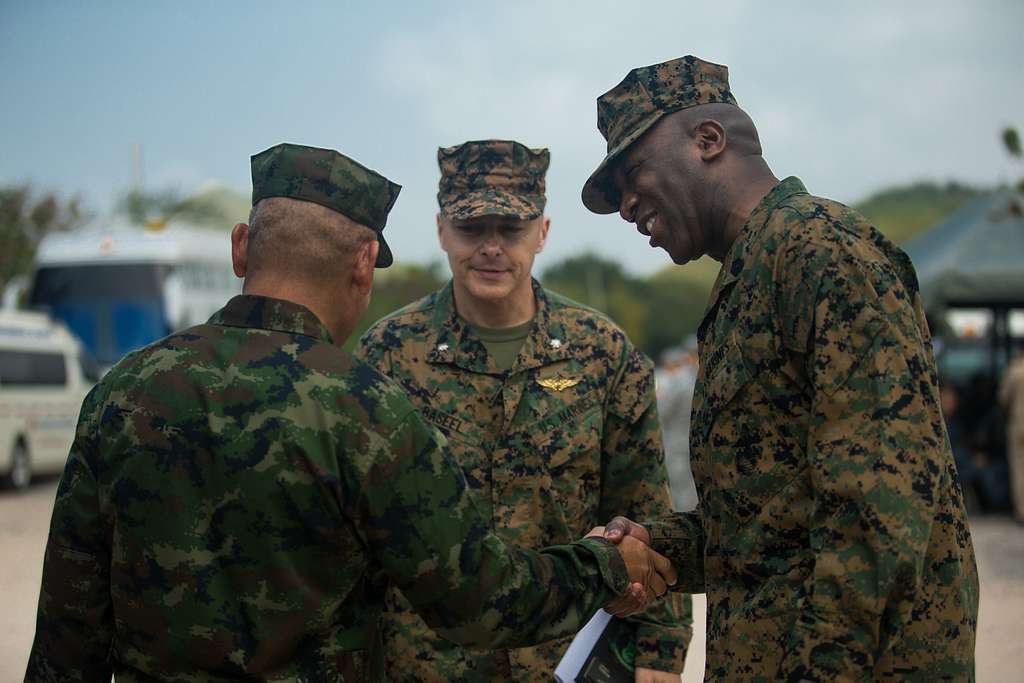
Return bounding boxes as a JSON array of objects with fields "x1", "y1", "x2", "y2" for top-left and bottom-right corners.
[{"x1": 903, "y1": 189, "x2": 1024, "y2": 312}]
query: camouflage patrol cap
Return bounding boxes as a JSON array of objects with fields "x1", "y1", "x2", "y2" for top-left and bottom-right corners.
[
  {"x1": 582, "y1": 55, "x2": 737, "y2": 215},
  {"x1": 438, "y1": 140, "x2": 550, "y2": 221},
  {"x1": 251, "y1": 143, "x2": 401, "y2": 267}
]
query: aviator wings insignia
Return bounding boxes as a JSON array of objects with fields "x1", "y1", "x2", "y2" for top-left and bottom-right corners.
[{"x1": 536, "y1": 377, "x2": 581, "y2": 392}]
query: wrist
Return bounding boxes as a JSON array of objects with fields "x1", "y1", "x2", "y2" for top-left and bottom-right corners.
[{"x1": 577, "y1": 536, "x2": 630, "y2": 596}]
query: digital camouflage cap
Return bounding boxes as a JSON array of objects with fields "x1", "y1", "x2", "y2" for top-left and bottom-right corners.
[
  {"x1": 581, "y1": 55, "x2": 737, "y2": 215},
  {"x1": 251, "y1": 142, "x2": 401, "y2": 267},
  {"x1": 438, "y1": 140, "x2": 550, "y2": 221}
]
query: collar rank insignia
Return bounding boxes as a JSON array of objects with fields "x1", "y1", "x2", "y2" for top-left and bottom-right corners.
[{"x1": 537, "y1": 377, "x2": 581, "y2": 391}]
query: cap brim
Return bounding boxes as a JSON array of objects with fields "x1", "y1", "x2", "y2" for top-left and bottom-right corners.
[
  {"x1": 441, "y1": 189, "x2": 544, "y2": 221},
  {"x1": 375, "y1": 233, "x2": 393, "y2": 268},
  {"x1": 581, "y1": 112, "x2": 666, "y2": 215}
]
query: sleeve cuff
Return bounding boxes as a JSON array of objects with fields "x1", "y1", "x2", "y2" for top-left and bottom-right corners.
[
  {"x1": 646, "y1": 513, "x2": 706, "y2": 594},
  {"x1": 577, "y1": 536, "x2": 629, "y2": 596}
]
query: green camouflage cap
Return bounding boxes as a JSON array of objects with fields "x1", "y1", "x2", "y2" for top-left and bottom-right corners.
[
  {"x1": 251, "y1": 142, "x2": 401, "y2": 267},
  {"x1": 582, "y1": 55, "x2": 737, "y2": 214},
  {"x1": 438, "y1": 140, "x2": 549, "y2": 221}
]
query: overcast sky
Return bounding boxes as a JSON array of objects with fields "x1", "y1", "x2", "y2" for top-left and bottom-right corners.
[{"x1": 2, "y1": 1, "x2": 1021, "y2": 274}]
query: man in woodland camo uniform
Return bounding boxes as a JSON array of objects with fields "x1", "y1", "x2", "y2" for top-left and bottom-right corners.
[
  {"x1": 588, "y1": 56, "x2": 980, "y2": 681},
  {"x1": 357, "y1": 139, "x2": 691, "y2": 682},
  {"x1": 25, "y1": 143, "x2": 674, "y2": 683}
]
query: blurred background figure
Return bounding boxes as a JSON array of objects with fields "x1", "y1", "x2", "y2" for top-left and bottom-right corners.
[
  {"x1": 655, "y1": 336, "x2": 699, "y2": 512},
  {"x1": 941, "y1": 376, "x2": 1011, "y2": 515},
  {"x1": 999, "y1": 347, "x2": 1024, "y2": 522}
]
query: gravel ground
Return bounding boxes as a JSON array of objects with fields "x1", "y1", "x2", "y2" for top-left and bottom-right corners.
[{"x1": 2, "y1": 480, "x2": 1021, "y2": 681}]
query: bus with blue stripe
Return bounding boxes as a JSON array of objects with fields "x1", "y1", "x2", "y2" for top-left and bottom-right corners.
[{"x1": 27, "y1": 223, "x2": 239, "y2": 371}]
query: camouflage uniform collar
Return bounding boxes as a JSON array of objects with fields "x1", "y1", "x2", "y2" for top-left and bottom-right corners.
[
  {"x1": 713, "y1": 176, "x2": 807, "y2": 293},
  {"x1": 209, "y1": 294, "x2": 335, "y2": 344},
  {"x1": 427, "y1": 280, "x2": 571, "y2": 373},
  {"x1": 518, "y1": 282, "x2": 573, "y2": 370}
]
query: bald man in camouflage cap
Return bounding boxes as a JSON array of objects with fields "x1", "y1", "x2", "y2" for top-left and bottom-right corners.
[
  {"x1": 26, "y1": 142, "x2": 677, "y2": 682},
  {"x1": 357, "y1": 139, "x2": 691, "y2": 683},
  {"x1": 587, "y1": 56, "x2": 980, "y2": 680}
]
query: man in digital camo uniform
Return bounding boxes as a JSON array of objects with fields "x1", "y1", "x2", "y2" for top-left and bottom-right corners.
[
  {"x1": 25, "y1": 143, "x2": 674, "y2": 683},
  {"x1": 587, "y1": 57, "x2": 980, "y2": 681},
  {"x1": 357, "y1": 140, "x2": 691, "y2": 682}
]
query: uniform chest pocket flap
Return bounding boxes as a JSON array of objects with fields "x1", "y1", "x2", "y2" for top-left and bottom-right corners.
[
  {"x1": 528, "y1": 401, "x2": 603, "y2": 519},
  {"x1": 529, "y1": 401, "x2": 602, "y2": 472}
]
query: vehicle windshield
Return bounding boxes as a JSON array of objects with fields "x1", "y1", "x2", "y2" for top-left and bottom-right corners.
[{"x1": 29, "y1": 264, "x2": 170, "y2": 367}]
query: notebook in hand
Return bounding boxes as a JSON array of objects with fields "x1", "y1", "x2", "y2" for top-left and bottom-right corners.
[{"x1": 553, "y1": 609, "x2": 635, "y2": 683}]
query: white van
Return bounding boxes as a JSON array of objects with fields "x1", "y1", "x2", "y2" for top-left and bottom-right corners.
[
  {"x1": 29, "y1": 223, "x2": 238, "y2": 371},
  {"x1": 0, "y1": 310, "x2": 96, "y2": 491}
]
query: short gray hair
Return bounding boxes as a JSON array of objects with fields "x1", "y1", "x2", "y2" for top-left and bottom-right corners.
[{"x1": 246, "y1": 197, "x2": 376, "y2": 281}]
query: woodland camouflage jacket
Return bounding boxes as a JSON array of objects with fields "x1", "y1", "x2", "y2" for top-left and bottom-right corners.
[
  {"x1": 647, "y1": 178, "x2": 979, "y2": 682},
  {"x1": 357, "y1": 283, "x2": 690, "y2": 680},
  {"x1": 26, "y1": 295, "x2": 630, "y2": 683}
]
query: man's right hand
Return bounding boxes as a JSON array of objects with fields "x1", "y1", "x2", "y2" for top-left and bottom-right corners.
[
  {"x1": 589, "y1": 525, "x2": 676, "y2": 617},
  {"x1": 619, "y1": 533, "x2": 676, "y2": 600}
]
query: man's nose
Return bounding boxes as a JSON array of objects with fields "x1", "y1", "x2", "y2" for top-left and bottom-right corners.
[
  {"x1": 619, "y1": 192, "x2": 639, "y2": 223},
  {"x1": 480, "y1": 236, "x2": 503, "y2": 256}
]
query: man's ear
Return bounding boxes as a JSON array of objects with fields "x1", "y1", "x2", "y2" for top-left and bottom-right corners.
[
  {"x1": 436, "y1": 212, "x2": 448, "y2": 252},
  {"x1": 352, "y1": 239, "x2": 379, "y2": 293},
  {"x1": 230, "y1": 223, "x2": 249, "y2": 278},
  {"x1": 537, "y1": 216, "x2": 551, "y2": 253},
  {"x1": 695, "y1": 119, "x2": 726, "y2": 161}
]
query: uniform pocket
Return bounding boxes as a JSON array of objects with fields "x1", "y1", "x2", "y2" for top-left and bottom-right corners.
[{"x1": 527, "y1": 403, "x2": 603, "y2": 534}]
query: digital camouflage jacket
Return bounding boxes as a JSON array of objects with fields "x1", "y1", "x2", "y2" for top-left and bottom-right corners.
[
  {"x1": 357, "y1": 282, "x2": 690, "y2": 681},
  {"x1": 646, "y1": 178, "x2": 979, "y2": 682},
  {"x1": 25, "y1": 295, "x2": 631, "y2": 683}
]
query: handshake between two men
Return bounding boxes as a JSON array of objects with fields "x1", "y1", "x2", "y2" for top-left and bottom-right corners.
[{"x1": 587, "y1": 516, "x2": 677, "y2": 618}]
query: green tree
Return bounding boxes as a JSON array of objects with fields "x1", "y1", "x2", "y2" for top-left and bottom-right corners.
[
  {"x1": 540, "y1": 252, "x2": 714, "y2": 361},
  {"x1": 541, "y1": 253, "x2": 630, "y2": 317},
  {"x1": 541, "y1": 252, "x2": 648, "y2": 341},
  {"x1": 342, "y1": 261, "x2": 447, "y2": 352},
  {"x1": 1003, "y1": 126, "x2": 1024, "y2": 193},
  {"x1": 116, "y1": 185, "x2": 247, "y2": 230},
  {"x1": 118, "y1": 188, "x2": 182, "y2": 225},
  {"x1": 0, "y1": 185, "x2": 84, "y2": 295},
  {"x1": 642, "y1": 265, "x2": 713, "y2": 360},
  {"x1": 854, "y1": 181, "x2": 981, "y2": 245},
  {"x1": 1003, "y1": 127, "x2": 1021, "y2": 158}
]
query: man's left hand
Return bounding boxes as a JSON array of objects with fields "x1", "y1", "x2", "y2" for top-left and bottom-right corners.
[{"x1": 635, "y1": 667, "x2": 680, "y2": 682}]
